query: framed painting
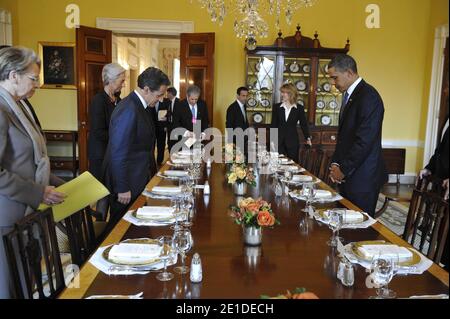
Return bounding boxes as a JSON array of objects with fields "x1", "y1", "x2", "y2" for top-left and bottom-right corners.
[{"x1": 38, "y1": 42, "x2": 76, "y2": 89}]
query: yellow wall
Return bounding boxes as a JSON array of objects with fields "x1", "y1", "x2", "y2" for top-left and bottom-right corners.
[{"x1": 2, "y1": 0, "x2": 448, "y2": 173}]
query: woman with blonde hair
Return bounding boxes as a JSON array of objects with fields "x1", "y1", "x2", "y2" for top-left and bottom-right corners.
[{"x1": 271, "y1": 83, "x2": 312, "y2": 163}]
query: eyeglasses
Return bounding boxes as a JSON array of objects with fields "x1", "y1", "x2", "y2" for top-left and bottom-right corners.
[{"x1": 26, "y1": 74, "x2": 40, "y2": 83}]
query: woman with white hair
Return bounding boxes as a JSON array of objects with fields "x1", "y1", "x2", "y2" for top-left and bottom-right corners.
[
  {"x1": 0, "y1": 46, "x2": 66, "y2": 298},
  {"x1": 87, "y1": 63, "x2": 125, "y2": 182}
]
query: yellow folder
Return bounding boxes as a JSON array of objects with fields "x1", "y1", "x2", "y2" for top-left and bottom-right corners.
[{"x1": 39, "y1": 171, "x2": 110, "y2": 222}]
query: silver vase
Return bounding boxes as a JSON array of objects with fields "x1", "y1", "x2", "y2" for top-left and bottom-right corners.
[
  {"x1": 233, "y1": 182, "x2": 247, "y2": 196},
  {"x1": 242, "y1": 226, "x2": 262, "y2": 246}
]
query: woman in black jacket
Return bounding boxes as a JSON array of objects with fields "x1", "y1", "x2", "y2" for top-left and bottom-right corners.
[
  {"x1": 88, "y1": 63, "x2": 125, "y2": 180},
  {"x1": 271, "y1": 83, "x2": 312, "y2": 163}
]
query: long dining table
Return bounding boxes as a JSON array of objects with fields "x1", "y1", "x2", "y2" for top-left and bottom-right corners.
[{"x1": 59, "y1": 162, "x2": 449, "y2": 299}]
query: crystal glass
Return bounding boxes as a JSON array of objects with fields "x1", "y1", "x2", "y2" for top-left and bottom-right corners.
[
  {"x1": 156, "y1": 236, "x2": 175, "y2": 282},
  {"x1": 301, "y1": 182, "x2": 316, "y2": 213},
  {"x1": 181, "y1": 194, "x2": 194, "y2": 228},
  {"x1": 283, "y1": 170, "x2": 293, "y2": 195},
  {"x1": 327, "y1": 209, "x2": 344, "y2": 247},
  {"x1": 370, "y1": 255, "x2": 398, "y2": 299},
  {"x1": 170, "y1": 198, "x2": 182, "y2": 231},
  {"x1": 173, "y1": 229, "x2": 193, "y2": 274}
]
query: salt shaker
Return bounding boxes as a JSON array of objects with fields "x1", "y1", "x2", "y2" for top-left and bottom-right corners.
[
  {"x1": 190, "y1": 253, "x2": 203, "y2": 283},
  {"x1": 204, "y1": 181, "x2": 210, "y2": 195},
  {"x1": 341, "y1": 261, "x2": 354, "y2": 287},
  {"x1": 206, "y1": 158, "x2": 212, "y2": 169}
]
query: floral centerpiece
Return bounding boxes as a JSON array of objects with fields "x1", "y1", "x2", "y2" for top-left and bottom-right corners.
[
  {"x1": 229, "y1": 197, "x2": 279, "y2": 245},
  {"x1": 227, "y1": 163, "x2": 256, "y2": 196}
]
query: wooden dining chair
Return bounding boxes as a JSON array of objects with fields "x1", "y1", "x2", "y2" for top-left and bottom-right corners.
[
  {"x1": 402, "y1": 189, "x2": 449, "y2": 265},
  {"x1": 57, "y1": 207, "x2": 100, "y2": 267},
  {"x1": 2, "y1": 209, "x2": 65, "y2": 299}
]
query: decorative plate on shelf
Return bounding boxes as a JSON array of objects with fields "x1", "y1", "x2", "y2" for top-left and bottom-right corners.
[
  {"x1": 297, "y1": 99, "x2": 305, "y2": 107},
  {"x1": 322, "y1": 83, "x2": 332, "y2": 92},
  {"x1": 320, "y1": 115, "x2": 332, "y2": 126},
  {"x1": 247, "y1": 98, "x2": 258, "y2": 108},
  {"x1": 329, "y1": 100, "x2": 338, "y2": 109},
  {"x1": 260, "y1": 99, "x2": 271, "y2": 108},
  {"x1": 283, "y1": 64, "x2": 287, "y2": 72},
  {"x1": 253, "y1": 112, "x2": 264, "y2": 124},
  {"x1": 323, "y1": 64, "x2": 329, "y2": 73},
  {"x1": 255, "y1": 62, "x2": 262, "y2": 72},
  {"x1": 302, "y1": 64, "x2": 311, "y2": 73},
  {"x1": 296, "y1": 80, "x2": 307, "y2": 91},
  {"x1": 289, "y1": 62, "x2": 300, "y2": 73},
  {"x1": 316, "y1": 100, "x2": 325, "y2": 109}
]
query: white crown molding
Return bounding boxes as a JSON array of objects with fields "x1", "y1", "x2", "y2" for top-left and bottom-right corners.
[
  {"x1": 96, "y1": 17, "x2": 194, "y2": 36},
  {"x1": 382, "y1": 139, "x2": 424, "y2": 148}
]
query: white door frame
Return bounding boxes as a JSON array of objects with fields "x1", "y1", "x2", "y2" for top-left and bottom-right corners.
[
  {"x1": 424, "y1": 24, "x2": 448, "y2": 165},
  {"x1": 96, "y1": 17, "x2": 194, "y2": 35}
]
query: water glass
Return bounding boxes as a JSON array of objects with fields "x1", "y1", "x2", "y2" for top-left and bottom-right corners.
[
  {"x1": 327, "y1": 209, "x2": 344, "y2": 247},
  {"x1": 173, "y1": 229, "x2": 193, "y2": 274},
  {"x1": 301, "y1": 182, "x2": 316, "y2": 213},
  {"x1": 156, "y1": 236, "x2": 175, "y2": 282},
  {"x1": 370, "y1": 255, "x2": 397, "y2": 299}
]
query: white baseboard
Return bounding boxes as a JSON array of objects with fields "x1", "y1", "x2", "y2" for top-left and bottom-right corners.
[{"x1": 387, "y1": 173, "x2": 416, "y2": 185}]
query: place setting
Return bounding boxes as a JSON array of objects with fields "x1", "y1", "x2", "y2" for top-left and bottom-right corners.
[
  {"x1": 157, "y1": 169, "x2": 191, "y2": 180},
  {"x1": 123, "y1": 206, "x2": 176, "y2": 226},
  {"x1": 289, "y1": 182, "x2": 343, "y2": 203},
  {"x1": 88, "y1": 237, "x2": 178, "y2": 276},
  {"x1": 143, "y1": 185, "x2": 183, "y2": 199},
  {"x1": 313, "y1": 208, "x2": 377, "y2": 229}
]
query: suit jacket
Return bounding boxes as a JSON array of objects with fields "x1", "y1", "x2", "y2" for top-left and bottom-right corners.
[
  {"x1": 331, "y1": 79, "x2": 388, "y2": 193},
  {"x1": 166, "y1": 97, "x2": 181, "y2": 127},
  {"x1": 172, "y1": 99, "x2": 210, "y2": 137},
  {"x1": 271, "y1": 102, "x2": 311, "y2": 149},
  {"x1": 88, "y1": 91, "x2": 120, "y2": 160},
  {"x1": 21, "y1": 99, "x2": 42, "y2": 129},
  {"x1": 426, "y1": 123, "x2": 449, "y2": 179},
  {"x1": 103, "y1": 92, "x2": 156, "y2": 198},
  {"x1": 226, "y1": 101, "x2": 249, "y2": 130}
]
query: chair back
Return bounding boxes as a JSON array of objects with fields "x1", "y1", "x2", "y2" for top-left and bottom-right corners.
[
  {"x1": 2, "y1": 209, "x2": 65, "y2": 299},
  {"x1": 402, "y1": 189, "x2": 449, "y2": 265}
]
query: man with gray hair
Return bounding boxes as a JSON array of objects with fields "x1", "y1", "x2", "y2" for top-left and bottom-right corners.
[
  {"x1": 327, "y1": 54, "x2": 387, "y2": 217},
  {"x1": 171, "y1": 84, "x2": 210, "y2": 149}
]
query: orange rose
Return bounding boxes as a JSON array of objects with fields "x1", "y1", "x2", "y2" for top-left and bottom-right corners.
[
  {"x1": 246, "y1": 202, "x2": 261, "y2": 215},
  {"x1": 257, "y1": 211, "x2": 275, "y2": 227},
  {"x1": 291, "y1": 292, "x2": 319, "y2": 299}
]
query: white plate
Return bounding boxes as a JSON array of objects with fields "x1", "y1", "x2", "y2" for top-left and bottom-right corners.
[
  {"x1": 296, "y1": 80, "x2": 307, "y2": 91},
  {"x1": 320, "y1": 115, "x2": 332, "y2": 126},
  {"x1": 247, "y1": 98, "x2": 258, "y2": 108},
  {"x1": 302, "y1": 64, "x2": 311, "y2": 73},
  {"x1": 329, "y1": 100, "x2": 338, "y2": 109},
  {"x1": 316, "y1": 100, "x2": 325, "y2": 109},
  {"x1": 322, "y1": 83, "x2": 332, "y2": 92},
  {"x1": 260, "y1": 99, "x2": 271, "y2": 108},
  {"x1": 298, "y1": 99, "x2": 305, "y2": 107},
  {"x1": 253, "y1": 112, "x2": 264, "y2": 124},
  {"x1": 289, "y1": 62, "x2": 300, "y2": 73}
]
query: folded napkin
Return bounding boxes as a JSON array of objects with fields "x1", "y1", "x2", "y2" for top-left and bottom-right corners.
[
  {"x1": 151, "y1": 186, "x2": 182, "y2": 194},
  {"x1": 358, "y1": 244, "x2": 413, "y2": 261},
  {"x1": 172, "y1": 158, "x2": 191, "y2": 164},
  {"x1": 280, "y1": 165, "x2": 299, "y2": 171},
  {"x1": 108, "y1": 243, "x2": 161, "y2": 264},
  {"x1": 324, "y1": 210, "x2": 364, "y2": 223},
  {"x1": 314, "y1": 190, "x2": 333, "y2": 199},
  {"x1": 292, "y1": 175, "x2": 313, "y2": 182},
  {"x1": 135, "y1": 206, "x2": 174, "y2": 219},
  {"x1": 86, "y1": 292, "x2": 144, "y2": 299},
  {"x1": 178, "y1": 150, "x2": 193, "y2": 156},
  {"x1": 164, "y1": 170, "x2": 189, "y2": 177},
  {"x1": 280, "y1": 158, "x2": 293, "y2": 164}
]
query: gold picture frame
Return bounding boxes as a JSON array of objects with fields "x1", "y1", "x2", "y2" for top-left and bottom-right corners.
[{"x1": 38, "y1": 42, "x2": 76, "y2": 89}]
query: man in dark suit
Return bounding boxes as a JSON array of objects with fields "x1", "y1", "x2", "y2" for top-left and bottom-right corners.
[
  {"x1": 103, "y1": 67, "x2": 170, "y2": 227},
  {"x1": 328, "y1": 54, "x2": 388, "y2": 217},
  {"x1": 226, "y1": 87, "x2": 250, "y2": 156},
  {"x1": 151, "y1": 96, "x2": 170, "y2": 165},
  {"x1": 172, "y1": 85, "x2": 210, "y2": 151},
  {"x1": 166, "y1": 87, "x2": 181, "y2": 153}
]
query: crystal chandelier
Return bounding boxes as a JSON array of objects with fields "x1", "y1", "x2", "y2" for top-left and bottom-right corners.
[{"x1": 192, "y1": 0, "x2": 316, "y2": 49}]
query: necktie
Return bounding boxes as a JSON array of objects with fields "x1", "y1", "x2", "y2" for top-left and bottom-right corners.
[
  {"x1": 191, "y1": 105, "x2": 197, "y2": 124},
  {"x1": 241, "y1": 104, "x2": 246, "y2": 121},
  {"x1": 339, "y1": 91, "x2": 350, "y2": 122}
]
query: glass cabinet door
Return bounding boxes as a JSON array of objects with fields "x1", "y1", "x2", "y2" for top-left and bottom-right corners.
[
  {"x1": 246, "y1": 55, "x2": 276, "y2": 125},
  {"x1": 281, "y1": 57, "x2": 312, "y2": 113},
  {"x1": 315, "y1": 58, "x2": 342, "y2": 127}
]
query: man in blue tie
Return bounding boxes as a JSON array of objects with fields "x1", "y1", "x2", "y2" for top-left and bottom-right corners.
[{"x1": 327, "y1": 54, "x2": 388, "y2": 217}]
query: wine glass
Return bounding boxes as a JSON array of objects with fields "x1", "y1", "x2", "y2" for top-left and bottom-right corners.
[
  {"x1": 173, "y1": 229, "x2": 193, "y2": 274},
  {"x1": 181, "y1": 194, "x2": 194, "y2": 228},
  {"x1": 156, "y1": 236, "x2": 175, "y2": 282},
  {"x1": 370, "y1": 254, "x2": 398, "y2": 299},
  {"x1": 170, "y1": 198, "x2": 182, "y2": 231},
  {"x1": 327, "y1": 209, "x2": 344, "y2": 247},
  {"x1": 301, "y1": 182, "x2": 316, "y2": 213},
  {"x1": 283, "y1": 170, "x2": 293, "y2": 196}
]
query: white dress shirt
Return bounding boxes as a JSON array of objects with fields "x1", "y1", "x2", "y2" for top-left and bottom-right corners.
[
  {"x1": 280, "y1": 102, "x2": 297, "y2": 121},
  {"x1": 345, "y1": 77, "x2": 363, "y2": 101},
  {"x1": 237, "y1": 99, "x2": 246, "y2": 121},
  {"x1": 134, "y1": 90, "x2": 148, "y2": 109}
]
